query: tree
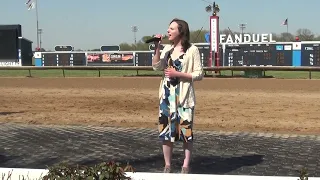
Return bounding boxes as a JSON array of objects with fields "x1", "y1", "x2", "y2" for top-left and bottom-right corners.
[
  {"x1": 275, "y1": 32, "x2": 295, "y2": 42},
  {"x1": 296, "y1": 28, "x2": 314, "y2": 41},
  {"x1": 119, "y1": 43, "x2": 132, "y2": 51}
]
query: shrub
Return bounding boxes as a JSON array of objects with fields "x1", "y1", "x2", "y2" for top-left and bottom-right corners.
[
  {"x1": 42, "y1": 161, "x2": 134, "y2": 180},
  {"x1": 298, "y1": 167, "x2": 308, "y2": 180}
]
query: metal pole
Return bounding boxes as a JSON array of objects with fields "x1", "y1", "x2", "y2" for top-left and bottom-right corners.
[
  {"x1": 38, "y1": 28, "x2": 43, "y2": 49},
  {"x1": 239, "y1": 23, "x2": 246, "y2": 42},
  {"x1": 286, "y1": 18, "x2": 289, "y2": 34},
  {"x1": 131, "y1": 25, "x2": 138, "y2": 49},
  {"x1": 35, "y1": 0, "x2": 39, "y2": 49},
  {"x1": 239, "y1": 23, "x2": 246, "y2": 33}
]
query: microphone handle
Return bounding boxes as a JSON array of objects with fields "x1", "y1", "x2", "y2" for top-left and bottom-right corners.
[{"x1": 145, "y1": 37, "x2": 162, "y2": 43}]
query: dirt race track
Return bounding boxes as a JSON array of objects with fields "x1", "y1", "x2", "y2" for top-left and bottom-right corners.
[{"x1": 1, "y1": 77, "x2": 320, "y2": 135}]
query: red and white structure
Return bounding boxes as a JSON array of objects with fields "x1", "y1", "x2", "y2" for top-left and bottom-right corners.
[{"x1": 209, "y1": 13, "x2": 220, "y2": 67}]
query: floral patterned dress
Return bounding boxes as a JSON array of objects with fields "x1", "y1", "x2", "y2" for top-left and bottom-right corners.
[{"x1": 158, "y1": 52, "x2": 194, "y2": 143}]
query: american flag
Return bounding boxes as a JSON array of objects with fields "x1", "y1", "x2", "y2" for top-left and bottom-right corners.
[
  {"x1": 25, "y1": 0, "x2": 35, "y2": 10},
  {"x1": 282, "y1": 18, "x2": 288, "y2": 26}
]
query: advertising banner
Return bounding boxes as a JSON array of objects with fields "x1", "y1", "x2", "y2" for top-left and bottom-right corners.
[{"x1": 87, "y1": 52, "x2": 134, "y2": 66}]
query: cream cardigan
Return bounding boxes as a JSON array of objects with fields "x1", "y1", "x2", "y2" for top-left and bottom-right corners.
[{"x1": 152, "y1": 44, "x2": 204, "y2": 108}]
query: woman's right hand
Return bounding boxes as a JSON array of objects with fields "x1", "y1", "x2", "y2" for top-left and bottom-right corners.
[{"x1": 154, "y1": 34, "x2": 162, "y2": 50}]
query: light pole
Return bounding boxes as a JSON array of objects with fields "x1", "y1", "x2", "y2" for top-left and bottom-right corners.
[
  {"x1": 205, "y1": 1, "x2": 220, "y2": 68},
  {"x1": 239, "y1": 23, "x2": 246, "y2": 42},
  {"x1": 26, "y1": 0, "x2": 40, "y2": 50},
  {"x1": 239, "y1": 23, "x2": 246, "y2": 34},
  {"x1": 35, "y1": 0, "x2": 40, "y2": 49},
  {"x1": 38, "y1": 28, "x2": 43, "y2": 50},
  {"x1": 131, "y1": 25, "x2": 138, "y2": 48}
]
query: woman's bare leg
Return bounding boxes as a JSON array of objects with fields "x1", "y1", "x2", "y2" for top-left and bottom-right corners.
[
  {"x1": 182, "y1": 141, "x2": 193, "y2": 168},
  {"x1": 162, "y1": 140, "x2": 173, "y2": 167}
]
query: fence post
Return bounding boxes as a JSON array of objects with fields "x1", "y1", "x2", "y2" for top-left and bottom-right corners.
[
  {"x1": 98, "y1": 70, "x2": 101, "y2": 77},
  {"x1": 28, "y1": 69, "x2": 31, "y2": 77},
  {"x1": 309, "y1": 70, "x2": 312, "y2": 79},
  {"x1": 62, "y1": 69, "x2": 65, "y2": 78},
  {"x1": 136, "y1": 70, "x2": 139, "y2": 76}
]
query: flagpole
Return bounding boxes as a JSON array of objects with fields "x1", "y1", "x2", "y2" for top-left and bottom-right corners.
[
  {"x1": 286, "y1": 18, "x2": 288, "y2": 34},
  {"x1": 35, "y1": 0, "x2": 39, "y2": 49}
]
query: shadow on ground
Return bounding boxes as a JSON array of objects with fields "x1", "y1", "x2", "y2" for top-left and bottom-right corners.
[
  {"x1": 0, "y1": 152, "x2": 263, "y2": 174},
  {"x1": 117, "y1": 153, "x2": 264, "y2": 174},
  {"x1": 0, "y1": 111, "x2": 25, "y2": 116},
  {"x1": 0, "y1": 153, "x2": 61, "y2": 169},
  {"x1": 0, "y1": 153, "x2": 309, "y2": 177},
  {"x1": 47, "y1": 153, "x2": 263, "y2": 174},
  {"x1": 0, "y1": 154, "x2": 21, "y2": 167}
]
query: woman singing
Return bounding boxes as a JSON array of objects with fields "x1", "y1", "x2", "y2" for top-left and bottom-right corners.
[{"x1": 152, "y1": 18, "x2": 204, "y2": 174}]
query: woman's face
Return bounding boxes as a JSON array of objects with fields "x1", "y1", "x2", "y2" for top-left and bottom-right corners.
[{"x1": 167, "y1": 21, "x2": 180, "y2": 41}]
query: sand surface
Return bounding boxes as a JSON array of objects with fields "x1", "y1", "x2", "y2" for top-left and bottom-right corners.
[{"x1": 1, "y1": 77, "x2": 320, "y2": 135}]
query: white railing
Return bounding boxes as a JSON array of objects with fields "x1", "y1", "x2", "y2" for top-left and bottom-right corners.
[{"x1": 0, "y1": 66, "x2": 320, "y2": 79}]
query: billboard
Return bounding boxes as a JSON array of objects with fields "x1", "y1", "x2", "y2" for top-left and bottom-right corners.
[
  {"x1": 195, "y1": 44, "x2": 223, "y2": 67},
  {"x1": 87, "y1": 52, "x2": 134, "y2": 66},
  {"x1": 40, "y1": 52, "x2": 86, "y2": 66},
  {"x1": 42, "y1": 53, "x2": 57, "y2": 66},
  {"x1": 224, "y1": 43, "x2": 293, "y2": 66},
  {"x1": 135, "y1": 52, "x2": 152, "y2": 66},
  {"x1": 301, "y1": 43, "x2": 320, "y2": 66}
]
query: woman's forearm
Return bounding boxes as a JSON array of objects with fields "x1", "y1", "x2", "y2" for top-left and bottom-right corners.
[
  {"x1": 177, "y1": 72, "x2": 192, "y2": 81},
  {"x1": 152, "y1": 46, "x2": 161, "y2": 65},
  {"x1": 176, "y1": 70, "x2": 203, "y2": 82}
]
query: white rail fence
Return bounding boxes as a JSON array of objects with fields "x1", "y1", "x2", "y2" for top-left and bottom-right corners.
[{"x1": 0, "y1": 66, "x2": 320, "y2": 78}]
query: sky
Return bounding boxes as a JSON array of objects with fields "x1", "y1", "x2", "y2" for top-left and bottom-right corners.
[{"x1": 1, "y1": 0, "x2": 319, "y2": 50}]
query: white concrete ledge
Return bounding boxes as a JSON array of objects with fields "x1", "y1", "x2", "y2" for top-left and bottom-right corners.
[{"x1": 0, "y1": 168, "x2": 319, "y2": 180}]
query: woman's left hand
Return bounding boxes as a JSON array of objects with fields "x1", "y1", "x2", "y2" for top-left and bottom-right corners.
[{"x1": 165, "y1": 68, "x2": 180, "y2": 78}]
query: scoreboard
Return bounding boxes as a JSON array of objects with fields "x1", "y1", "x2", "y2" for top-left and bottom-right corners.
[
  {"x1": 224, "y1": 43, "x2": 293, "y2": 66},
  {"x1": 135, "y1": 52, "x2": 152, "y2": 66},
  {"x1": 301, "y1": 43, "x2": 320, "y2": 66},
  {"x1": 36, "y1": 42, "x2": 320, "y2": 67},
  {"x1": 195, "y1": 44, "x2": 223, "y2": 67},
  {"x1": 41, "y1": 53, "x2": 86, "y2": 66}
]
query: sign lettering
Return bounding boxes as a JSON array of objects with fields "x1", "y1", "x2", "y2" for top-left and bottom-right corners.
[
  {"x1": 305, "y1": 47, "x2": 313, "y2": 50},
  {"x1": 220, "y1": 33, "x2": 276, "y2": 44},
  {"x1": 210, "y1": 18, "x2": 218, "y2": 52},
  {"x1": 0, "y1": 61, "x2": 20, "y2": 66}
]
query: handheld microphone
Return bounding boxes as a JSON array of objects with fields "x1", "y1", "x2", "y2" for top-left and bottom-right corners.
[{"x1": 145, "y1": 37, "x2": 162, "y2": 43}]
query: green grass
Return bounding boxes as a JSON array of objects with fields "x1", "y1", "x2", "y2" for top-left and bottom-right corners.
[
  {"x1": 218, "y1": 70, "x2": 320, "y2": 79},
  {"x1": 0, "y1": 69, "x2": 162, "y2": 78},
  {"x1": 0, "y1": 69, "x2": 319, "y2": 79}
]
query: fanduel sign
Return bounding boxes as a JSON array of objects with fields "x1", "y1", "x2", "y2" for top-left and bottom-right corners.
[{"x1": 220, "y1": 33, "x2": 276, "y2": 44}]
